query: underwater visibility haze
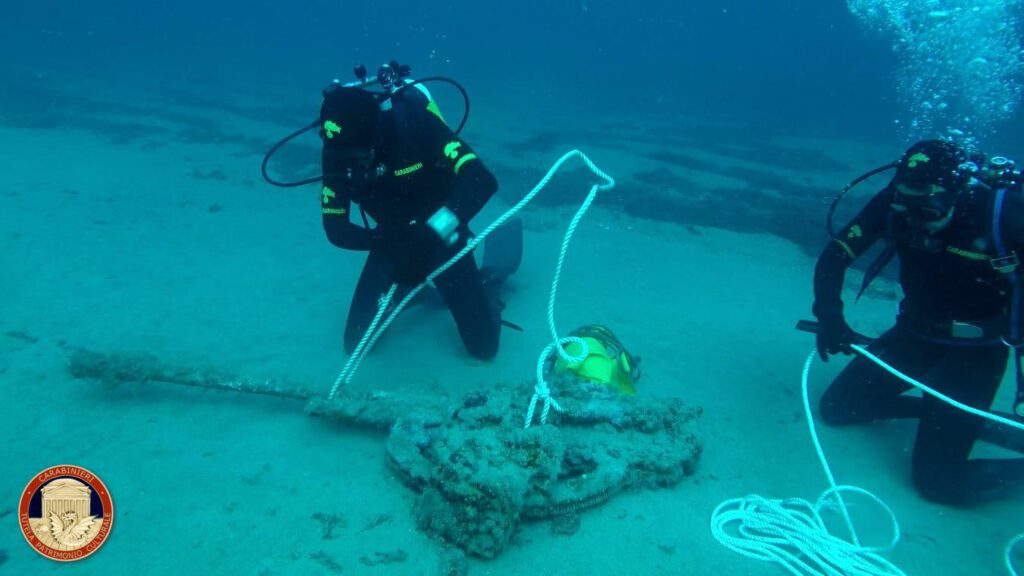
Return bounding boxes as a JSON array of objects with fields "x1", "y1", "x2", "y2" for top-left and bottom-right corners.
[{"x1": 1, "y1": 0, "x2": 1024, "y2": 575}]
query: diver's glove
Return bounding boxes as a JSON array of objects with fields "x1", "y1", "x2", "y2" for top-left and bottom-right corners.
[{"x1": 814, "y1": 307, "x2": 855, "y2": 362}]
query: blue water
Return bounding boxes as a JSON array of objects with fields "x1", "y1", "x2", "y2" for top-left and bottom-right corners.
[
  {"x1": 6, "y1": 1, "x2": 1020, "y2": 141},
  {"x1": 2, "y1": 1, "x2": 1024, "y2": 574},
  {"x1": 0, "y1": 2, "x2": 899, "y2": 133}
]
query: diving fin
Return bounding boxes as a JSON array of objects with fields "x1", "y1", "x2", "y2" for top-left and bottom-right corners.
[
  {"x1": 480, "y1": 218, "x2": 524, "y2": 332},
  {"x1": 482, "y1": 218, "x2": 523, "y2": 279}
]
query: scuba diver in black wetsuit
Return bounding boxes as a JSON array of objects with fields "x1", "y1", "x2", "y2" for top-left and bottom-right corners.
[
  {"x1": 316, "y1": 64, "x2": 520, "y2": 360},
  {"x1": 812, "y1": 139, "x2": 1024, "y2": 506}
]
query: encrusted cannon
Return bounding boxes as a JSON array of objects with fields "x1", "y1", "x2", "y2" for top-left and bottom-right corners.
[{"x1": 68, "y1": 349, "x2": 702, "y2": 558}]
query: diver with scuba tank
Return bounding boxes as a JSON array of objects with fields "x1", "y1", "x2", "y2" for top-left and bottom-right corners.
[
  {"x1": 264, "y1": 61, "x2": 522, "y2": 360},
  {"x1": 811, "y1": 139, "x2": 1024, "y2": 506}
]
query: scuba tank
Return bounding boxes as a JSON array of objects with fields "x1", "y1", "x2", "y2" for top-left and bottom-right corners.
[{"x1": 261, "y1": 60, "x2": 471, "y2": 188}]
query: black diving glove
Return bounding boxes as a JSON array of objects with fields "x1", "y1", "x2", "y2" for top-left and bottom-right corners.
[{"x1": 815, "y1": 309, "x2": 855, "y2": 362}]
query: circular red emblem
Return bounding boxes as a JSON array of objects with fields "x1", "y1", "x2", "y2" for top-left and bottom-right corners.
[{"x1": 18, "y1": 465, "x2": 114, "y2": 561}]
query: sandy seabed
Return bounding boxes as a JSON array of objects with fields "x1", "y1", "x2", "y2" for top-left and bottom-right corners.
[{"x1": 1, "y1": 81, "x2": 1022, "y2": 575}]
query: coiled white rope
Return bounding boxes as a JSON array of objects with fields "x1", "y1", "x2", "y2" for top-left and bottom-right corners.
[
  {"x1": 328, "y1": 150, "x2": 614, "y2": 401},
  {"x1": 1007, "y1": 534, "x2": 1024, "y2": 576},
  {"x1": 712, "y1": 343, "x2": 1024, "y2": 575},
  {"x1": 710, "y1": 489, "x2": 902, "y2": 576},
  {"x1": 711, "y1": 350, "x2": 904, "y2": 576}
]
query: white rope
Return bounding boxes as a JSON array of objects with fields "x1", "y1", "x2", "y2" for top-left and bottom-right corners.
[
  {"x1": 327, "y1": 284, "x2": 397, "y2": 399},
  {"x1": 800, "y1": 352, "x2": 861, "y2": 549},
  {"x1": 525, "y1": 340, "x2": 568, "y2": 428},
  {"x1": 1007, "y1": 534, "x2": 1024, "y2": 576},
  {"x1": 523, "y1": 151, "x2": 614, "y2": 427},
  {"x1": 712, "y1": 343, "x2": 1024, "y2": 575},
  {"x1": 524, "y1": 336, "x2": 593, "y2": 428},
  {"x1": 850, "y1": 343, "x2": 1024, "y2": 432},
  {"x1": 711, "y1": 491, "x2": 903, "y2": 576},
  {"x1": 850, "y1": 343, "x2": 1024, "y2": 576},
  {"x1": 328, "y1": 150, "x2": 614, "y2": 400},
  {"x1": 710, "y1": 350, "x2": 904, "y2": 576}
]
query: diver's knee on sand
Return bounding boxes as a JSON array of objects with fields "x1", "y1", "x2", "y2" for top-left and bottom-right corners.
[
  {"x1": 817, "y1": 385, "x2": 869, "y2": 425},
  {"x1": 463, "y1": 331, "x2": 499, "y2": 361}
]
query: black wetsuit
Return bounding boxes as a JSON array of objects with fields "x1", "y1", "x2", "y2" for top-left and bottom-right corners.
[
  {"x1": 320, "y1": 87, "x2": 501, "y2": 359},
  {"x1": 813, "y1": 178, "x2": 1024, "y2": 506}
]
